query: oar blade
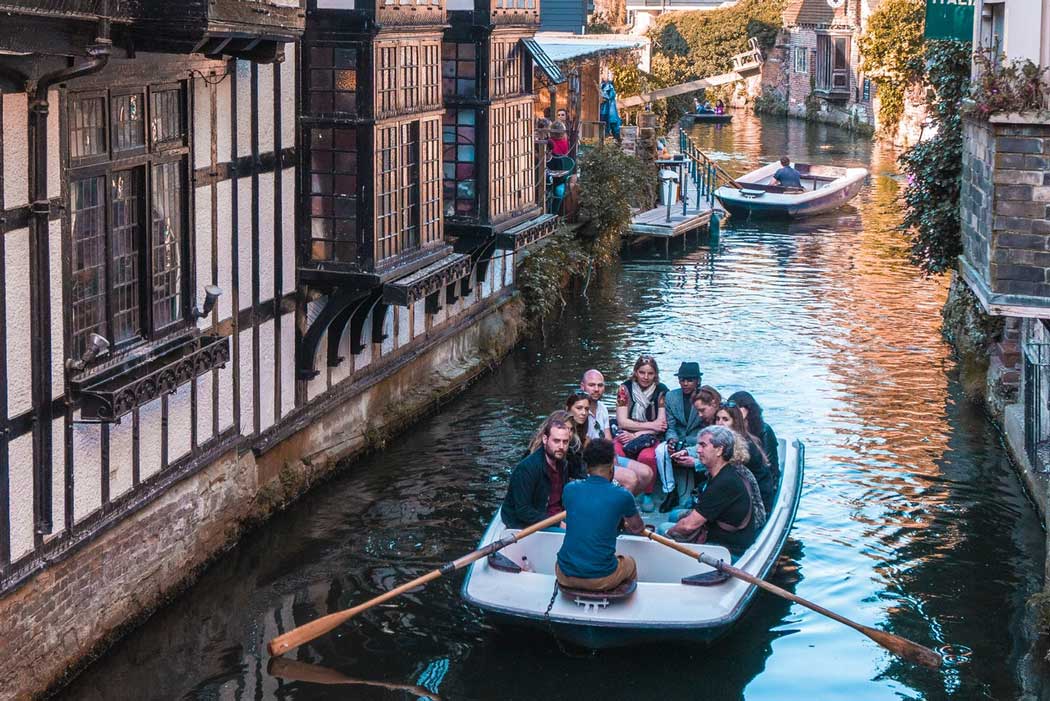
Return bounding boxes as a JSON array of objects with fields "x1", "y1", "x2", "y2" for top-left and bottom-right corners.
[{"x1": 862, "y1": 626, "x2": 942, "y2": 668}]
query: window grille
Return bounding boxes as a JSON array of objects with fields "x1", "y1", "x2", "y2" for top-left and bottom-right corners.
[
  {"x1": 307, "y1": 46, "x2": 359, "y2": 115},
  {"x1": 489, "y1": 101, "x2": 534, "y2": 218},
  {"x1": 376, "y1": 122, "x2": 421, "y2": 263},
  {"x1": 421, "y1": 41, "x2": 442, "y2": 108},
  {"x1": 491, "y1": 40, "x2": 524, "y2": 98},
  {"x1": 793, "y1": 46, "x2": 809, "y2": 74},
  {"x1": 67, "y1": 84, "x2": 189, "y2": 360},
  {"x1": 376, "y1": 44, "x2": 400, "y2": 116},
  {"x1": 401, "y1": 45, "x2": 421, "y2": 111},
  {"x1": 307, "y1": 127, "x2": 360, "y2": 263},
  {"x1": 442, "y1": 108, "x2": 478, "y2": 217},
  {"x1": 420, "y1": 117, "x2": 442, "y2": 244},
  {"x1": 442, "y1": 42, "x2": 478, "y2": 99}
]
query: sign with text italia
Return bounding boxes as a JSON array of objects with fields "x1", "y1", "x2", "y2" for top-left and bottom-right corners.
[{"x1": 924, "y1": 0, "x2": 975, "y2": 41}]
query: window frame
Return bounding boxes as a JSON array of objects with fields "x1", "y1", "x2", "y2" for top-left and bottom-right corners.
[
  {"x1": 65, "y1": 83, "x2": 192, "y2": 363},
  {"x1": 793, "y1": 45, "x2": 809, "y2": 74}
]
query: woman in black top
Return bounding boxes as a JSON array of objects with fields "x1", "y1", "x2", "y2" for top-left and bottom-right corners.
[
  {"x1": 728, "y1": 391, "x2": 779, "y2": 480},
  {"x1": 714, "y1": 403, "x2": 773, "y2": 512}
]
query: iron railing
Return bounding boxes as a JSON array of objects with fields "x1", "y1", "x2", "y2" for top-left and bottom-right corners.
[
  {"x1": 1023, "y1": 332, "x2": 1050, "y2": 470},
  {"x1": 677, "y1": 130, "x2": 737, "y2": 208}
]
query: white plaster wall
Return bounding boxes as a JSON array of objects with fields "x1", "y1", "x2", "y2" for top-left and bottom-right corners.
[
  {"x1": 505, "y1": 251, "x2": 515, "y2": 286},
  {"x1": 139, "y1": 399, "x2": 164, "y2": 480},
  {"x1": 280, "y1": 314, "x2": 295, "y2": 418},
  {"x1": 281, "y1": 167, "x2": 296, "y2": 297},
  {"x1": 217, "y1": 361, "x2": 235, "y2": 432},
  {"x1": 47, "y1": 90, "x2": 60, "y2": 200},
  {"x1": 280, "y1": 50, "x2": 296, "y2": 149},
  {"x1": 433, "y1": 296, "x2": 447, "y2": 326},
  {"x1": 110, "y1": 415, "x2": 134, "y2": 500},
  {"x1": 168, "y1": 383, "x2": 193, "y2": 463},
  {"x1": 306, "y1": 299, "x2": 327, "y2": 402},
  {"x1": 237, "y1": 177, "x2": 253, "y2": 313},
  {"x1": 236, "y1": 61, "x2": 253, "y2": 159},
  {"x1": 317, "y1": 0, "x2": 355, "y2": 7},
  {"x1": 1004, "y1": 0, "x2": 1042, "y2": 61},
  {"x1": 259, "y1": 319, "x2": 276, "y2": 432},
  {"x1": 481, "y1": 259, "x2": 493, "y2": 299},
  {"x1": 3, "y1": 93, "x2": 28, "y2": 209},
  {"x1": 413, "y1": 299, "x2": 426, "y2": 338},
  {"x1": 381, "y1": 307, "x2": 395, "y2": 356},
  {"x1": 240, "y1": 327, "x2": 255, "y2": 434},
  {"x1": 257, "y1": 63, "x2": 275, "y2": 156},
  {"x1": 357, "y1": 308, "x2": 373, "y2": 370},
  {"x1": 331, "y1": 322, "x2": 352, "y2": 386},
  {"x1": 49, "y1": 220, "x2": 63, "y2": 399},
  {"x1": 48, "y1": 415, "x2": 65, "y2": 539},
  {"x1": 397, "y1": 306, "x2": 410, "y2": 348},
  {"x1": 196, "y1": 372, "x2": 214, "y2": 445},
  {"x1": 195, "y1": 185, "x2": 215, "y2": 331},
  {"x1": 72, "y1": 422, "x2": 101, "y2": 523},
  {"x1": 193, "y1": 76, "x2": 213, "y2": 170},
  {"x1": 216, "y1": 72, "x2": 233, "y2": 162},
  {"x1": 216, "y1": 180, "x2": 234, "y2": 322},
  {"x1": 6, "y1": 228, "x2": 32, "y2": 416},
  {"x1": 8, "y1": 433, "x2": 34, "y2": 560},
  {"x1": 258, "y1": 173, "x2": 276, "y2": 304}
]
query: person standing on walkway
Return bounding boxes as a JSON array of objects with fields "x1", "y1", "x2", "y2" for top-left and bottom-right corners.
[{"x1": 556, "y1": 439, "x2": 644, "y2": 591}]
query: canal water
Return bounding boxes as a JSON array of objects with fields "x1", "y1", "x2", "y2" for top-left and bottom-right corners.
[{"x1": 61, "y1": 113, "x2": 1046, "y2": 701}]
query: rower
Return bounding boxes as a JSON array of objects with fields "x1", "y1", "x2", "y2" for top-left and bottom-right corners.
[
  {"x1": 772, "y1": 156, "x2": 803, "y2": 190},
  {"x1": 555, "y1": 439, "x2": 644, "y2": 592}
]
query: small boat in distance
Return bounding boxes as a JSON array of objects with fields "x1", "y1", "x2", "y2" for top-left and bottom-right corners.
[
  {"x1": 715, "y1": 162, "x2": 868, "y2": 217},
  {"x1": 684, "y1": 112, "x2": 733, "y2": 125},
  {"x1": 461, "y1": 439, "x2": 804, "y2": 649}
]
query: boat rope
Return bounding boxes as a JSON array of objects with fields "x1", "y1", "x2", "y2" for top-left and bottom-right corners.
[{"x1": 543, "y1": 581, "x2": 597, "y2": 659}]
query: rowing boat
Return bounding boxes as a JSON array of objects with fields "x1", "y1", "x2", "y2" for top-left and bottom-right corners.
[
  {"x1": 684, "y1": 112, "x2": 733, "y2": 125},
  {"x1": 715, "y1": 162, "x2": 867, "y2": 217},
  {"x1": 461, "y1": 439, "x2": 804, "y2": 648}
]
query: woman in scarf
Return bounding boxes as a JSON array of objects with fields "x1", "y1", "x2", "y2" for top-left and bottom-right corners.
[{"x1": 614, "y1": 355, "x2": 668, "y2": 509}]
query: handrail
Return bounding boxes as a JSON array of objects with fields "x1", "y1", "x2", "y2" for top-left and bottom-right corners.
[{"x1": 676, "y1": 130, "x2": 741, "y2": 211}]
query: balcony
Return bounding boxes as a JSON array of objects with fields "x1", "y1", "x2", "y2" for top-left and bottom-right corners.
[{"x1": 959, "y1": 114, "x2": 1050, "y2": 317}]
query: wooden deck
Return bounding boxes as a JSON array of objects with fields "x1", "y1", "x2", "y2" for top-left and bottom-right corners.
[{"x1": 626, "y1": 172, "x2": 724, "y2": 253}]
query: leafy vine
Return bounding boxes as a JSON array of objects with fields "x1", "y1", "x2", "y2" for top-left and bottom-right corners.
[{"x1": 858, "y1": 0, "x2": 926, "y2": 135}]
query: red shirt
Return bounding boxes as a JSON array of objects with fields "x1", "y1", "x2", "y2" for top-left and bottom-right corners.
[
  {"x1": 550, "y1": 137, "x2": 570, "y2": 157},
  {"x1": 546, "y1": 457, "x2": 565, "y2": 516}
]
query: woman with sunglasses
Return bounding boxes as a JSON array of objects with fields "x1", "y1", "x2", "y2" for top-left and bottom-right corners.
[
  {"x1": 566, "y1": 392, "x2": 648, "y2": 495},
  {"x1": 614, "y1": 355, "x2": 668, "y2": 509},
  {"x1": 727, "y1": 391, "x2": 779, "y2": 480},
  {"x1": 714, "y1": 401, "x2": 773, "y2": 512}
]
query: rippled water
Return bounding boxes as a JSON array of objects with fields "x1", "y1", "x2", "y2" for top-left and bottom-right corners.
[{"x1": 61, "y1": 113, "x2": 1045, "y2": 701}]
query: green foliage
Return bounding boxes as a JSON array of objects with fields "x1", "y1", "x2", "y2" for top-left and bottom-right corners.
[
  {"x1": 859, "y1": 0, "x2": 926, "y2": 133},
  {"x1": 518, "y1": 227, "x2": 591, "y2": 327},
  {"x1": 898, "y1": 40, "x2": 971, "y2": 275},
  {"x1": 577, "y1": 143, "x2": 656, "y2": 266},
  {"x1": 648, "y1": 0, "x2": 784, "y2": 89},
  {"x1": 752, "y1": 88, "x2": 788, "y2": 116},
  {"x1": 965, "y1": 52, "x2": 1050, "y2": 118}
]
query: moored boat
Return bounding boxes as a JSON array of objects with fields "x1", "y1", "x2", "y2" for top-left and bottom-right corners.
[
  {"x1": 684, "y1": 112, "x2": 733, "y2": 125},
  {"x1": 461, "y1": 439, "x2": 804, "y2": 649},
  {"x1": 715, "y1": 162, "x2": 867, "y2": 217}
]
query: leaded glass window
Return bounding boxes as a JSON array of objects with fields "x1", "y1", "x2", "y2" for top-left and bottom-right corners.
[
  {"x1": 490, "y1": 100, "x2": 534, "y2": 219},
  {"x1": 442, "y1": 109, "x2": 478, "y2": 218},
  {"x1": 442, "y1": 43, "x2": 477, "y2": 99},
  {"x1": 307, "y1": 127, "x2": 360, "y2": 262},
  {"x1": 376, "y1": 122, "x2": 421, "y2": 263},
  {"x1": 307, "y1": 46, "x2": 359, "y2": 115}
]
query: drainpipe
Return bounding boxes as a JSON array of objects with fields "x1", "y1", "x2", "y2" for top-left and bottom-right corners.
[{"x1": 27, "y1": 17, "x2": 111, "y2": 535}]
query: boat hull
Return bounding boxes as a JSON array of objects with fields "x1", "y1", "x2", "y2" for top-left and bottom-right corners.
[
  {"x1": 715, "y1": 162, "x2": 868, "y2": 218},
  {"x1": 462, "y1": 440, "x2": 805, "y2": 649},
  {"x1": 685, "y1": 113, "x2": 733, "y2": 125}
]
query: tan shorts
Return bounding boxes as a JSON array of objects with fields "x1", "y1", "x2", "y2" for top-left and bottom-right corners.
[{"x1": 555, "y1": 555, "x2": 637, "y2": 591}]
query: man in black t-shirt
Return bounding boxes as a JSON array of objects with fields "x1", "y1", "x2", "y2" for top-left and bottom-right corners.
[{"x1": 664, "y1": 425, "x2": 757, "y2": 555}]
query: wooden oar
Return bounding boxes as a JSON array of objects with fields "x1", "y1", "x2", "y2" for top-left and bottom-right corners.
[
  {"x1": 268, "y1": 658, "x2": 441, "y2": 700},
  {"x1": 642, "y1": 529, "x2": 942, "y2": 668},
  {"x1": 268, "y1": 510, "x2": 567, "y2": 656}
]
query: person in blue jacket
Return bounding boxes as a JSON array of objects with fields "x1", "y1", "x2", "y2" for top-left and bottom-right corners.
[{"x1": 599, "y1": 79, "x2": 622, "y2": 142}]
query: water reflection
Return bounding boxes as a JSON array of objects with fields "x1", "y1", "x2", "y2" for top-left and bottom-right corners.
[{"x1": 59, "y1": 112, "x2": 1044, "y2": 701}]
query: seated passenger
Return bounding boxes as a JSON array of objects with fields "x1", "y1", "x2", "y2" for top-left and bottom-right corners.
[
  {"x1": 772, "y1": 156, "x2": 802, "y2": 190},
  {"x1": 556, "y1": 439, "x2": 645, "y2": 591},
  {"x1": 714, "y1": 402, "x2": 773, "y2": 512},
  {"x1": 548, "y1": 121, "x2": 570, "y2": 157},
  {"x1": 715, "y1": 99, "x2": 726, "y2": 115},
  {"x1": 661, "y1": 384, "x2": 723, "y2": 494},
  {"x1": 654, "y1": 362, "x2": 705, "y2": 513},
  {"x1": 660, "y1": 426, "x2": 765, "y2": 557},
  {"x1": 614, "y1": 355, "x2": 669, "y2": 511},
  {"x1": 502, "y1": 413, "x2": 581, "y2": 529},
  {"x1": 566, "y1": 392, "x2": 649, "y2": 495},
  {"x1": 728, "y1": 390, "x2": 779, "y2": 481}
]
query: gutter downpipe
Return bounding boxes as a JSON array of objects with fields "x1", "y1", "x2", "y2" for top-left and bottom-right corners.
[{"x1": 27, "y1": 14, "x2": 111, "y2": 535}]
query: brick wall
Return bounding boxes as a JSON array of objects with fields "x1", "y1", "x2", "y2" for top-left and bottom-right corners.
[{"x1": 961, "y1": 116, "x2": 1050, "y2": 300}]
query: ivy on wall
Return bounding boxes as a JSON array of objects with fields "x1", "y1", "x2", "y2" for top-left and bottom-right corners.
[
  {"x1": 858, "y1": 0, "x2": 926, "y2": 134},
  {"x1": 898, "y1": 40, "x2": 971, "y2": 275}
]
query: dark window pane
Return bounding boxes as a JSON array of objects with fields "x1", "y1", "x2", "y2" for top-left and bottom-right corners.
[
  {"x1": 112, "y1": 93, "x2": 146, "y2": 152},
  {"x1": 334, "y1": 48, "x2": 357, "y2": 68},
  {"x1": 110, "y1": 169, "x2": 143, "y2": 344},
  {"x1": 150, "y1": 161, "x2": 183, "y2": 330},
  {"x1": 310, "y1": 92, "x2": 334, "y2": 113},
  {"x1": 311, "y1": 69, "x2": 333, "y2": 89},
  {"x1": 70, "y1": 96, "x2": 106, "y2": 160},
  {"x1": 71, "y1": 176, "x2": 108, "y2": 358},
  {"x1": 151, "y1": 88, "x2": 183, "y2": 146}
]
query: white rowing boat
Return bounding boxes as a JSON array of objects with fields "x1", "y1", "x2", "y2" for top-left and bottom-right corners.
[
  {"x1": 715, "y1": 162, "x2": 867, "y2": 217},
  {"x1": 461, "y1": 439, "x2": 805, "y2": 648}
]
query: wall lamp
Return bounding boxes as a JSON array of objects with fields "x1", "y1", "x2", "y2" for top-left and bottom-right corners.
[
  {"x1": 192, "y1": 285, "x2": 223, "y2": 321},
  {"x1": 66, "y1": 332, "x2": 110, "y2": 372}
]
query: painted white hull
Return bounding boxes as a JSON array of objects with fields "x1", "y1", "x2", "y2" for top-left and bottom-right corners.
[
  {"x1": 716, "y1": 162, "x2": 868, "y2": 217},
  {"x1": 462, "y1": 440, "x2": 805, "y2": 648}
]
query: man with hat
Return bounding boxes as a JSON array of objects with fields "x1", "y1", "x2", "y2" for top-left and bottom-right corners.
[{"x1": 653, "y1": 361, "x2": 705, "y2": 513}]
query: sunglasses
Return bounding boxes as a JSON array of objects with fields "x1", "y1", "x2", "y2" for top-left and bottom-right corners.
[{"x1": 720, "y1": 400, "x2": 738, "y2": 409}]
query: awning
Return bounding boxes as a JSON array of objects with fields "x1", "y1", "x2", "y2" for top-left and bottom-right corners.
[{"x1": 522, "y1": 38, "x2": 566, "y2": 85}]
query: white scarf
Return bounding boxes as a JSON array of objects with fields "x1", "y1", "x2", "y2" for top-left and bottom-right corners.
[{"x1": 629, "y1": 381, "x2": 657, "y2": 423}]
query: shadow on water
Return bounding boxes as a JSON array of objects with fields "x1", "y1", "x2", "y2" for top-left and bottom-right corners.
[{"x1": 59, "y1": 112, "x2": 1045, "y2": 701}]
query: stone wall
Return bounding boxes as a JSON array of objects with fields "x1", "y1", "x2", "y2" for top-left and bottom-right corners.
[
  {"x1": 0, "y1": 295, "x2": 524, "y2": 701},
  {"x1": 961, "y1": 116, "x2": 1050, "y2": 302}
]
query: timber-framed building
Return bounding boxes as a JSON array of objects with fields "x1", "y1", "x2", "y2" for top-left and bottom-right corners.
[{"x1": 0, "y1": 0, "x2": 557, "y2": 695}]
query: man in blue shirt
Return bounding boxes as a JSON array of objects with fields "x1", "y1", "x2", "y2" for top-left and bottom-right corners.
[
  {"x1": 773, "y1": 156, "x2": 802, "y2": 189},
  {"x1": 555, "y1": 439, "x2": 645, "y2": 591}
]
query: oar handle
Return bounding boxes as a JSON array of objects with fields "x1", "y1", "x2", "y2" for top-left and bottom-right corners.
[{"x1": 268, "y1": 511, "x2": 566, "y2": 656}]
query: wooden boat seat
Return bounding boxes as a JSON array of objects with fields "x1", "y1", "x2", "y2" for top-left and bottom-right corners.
[{"x1": 559, "y1": 579, "x2": 637, "y2": 601}]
